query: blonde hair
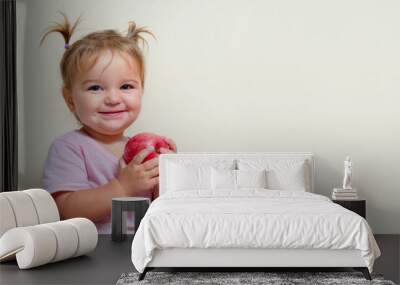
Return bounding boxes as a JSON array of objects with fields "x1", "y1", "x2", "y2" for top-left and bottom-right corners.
[{"x1": 40, "y1": 12, "x2": 154, "y2": 90}]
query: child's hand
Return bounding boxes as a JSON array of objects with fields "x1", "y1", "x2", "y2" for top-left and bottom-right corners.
[
  {"x1": 116, "y1": 148, "x2": 159, "y2": 196},
  {"x1": 160, "y1": 136, "x2": 178, "y2": 153},
  {"x1": 151, "y1": 184, "x2": 159, "y2": 200}
]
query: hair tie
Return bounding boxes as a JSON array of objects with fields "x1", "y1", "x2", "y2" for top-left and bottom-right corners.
[{"x1": 64, "y1": 43, "x2": 70, "y2": 49}]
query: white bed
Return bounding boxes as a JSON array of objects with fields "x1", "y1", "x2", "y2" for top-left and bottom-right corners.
[{"x1": 131, "y1": 152, "x2": 380, "y2": 280}]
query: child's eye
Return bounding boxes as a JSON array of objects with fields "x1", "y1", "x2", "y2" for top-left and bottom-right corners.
[
  {"x1": 121, "y1": 84, "x2": 134, "y2": 90},
  {"x1": 87, "y1": 85, "x2": 103, "y2": 92}
]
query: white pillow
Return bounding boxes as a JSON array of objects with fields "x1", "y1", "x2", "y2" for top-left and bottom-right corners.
[
  {"x1": 167, "y1": 163, "x2": 212, "y2": 191},
  {"x1": 238, "y1": 159, "x2": 307, "y2": 191},
  {"x1": 211, "y1": 168, "x2": 268, "y2": 190},
  {"x1": 237, "y1": 169, "x2": 267, "y2": 188},
  {"x1": 211, "y1": 168, "x2": 236, "y2": 190},
  {"x1": 165, "y1": 159, "x2": 236, "y2": 192},
  {"x1": 267, "y1": 166, "x2": 306, "y2": 191}
]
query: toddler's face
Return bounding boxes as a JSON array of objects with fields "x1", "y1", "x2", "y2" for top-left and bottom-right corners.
[{"x1": 64, "y1": 50, "x2": 143, "y2": 136}]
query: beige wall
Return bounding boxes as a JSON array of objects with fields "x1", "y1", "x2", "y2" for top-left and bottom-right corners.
[{"x1": 17, "y1": 0, "x2": 400, "y2": 233}]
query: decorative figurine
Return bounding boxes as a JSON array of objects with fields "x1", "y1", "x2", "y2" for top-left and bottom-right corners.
[{"x1": 342, "y1": 156, "x2": 353, "y2": 190}]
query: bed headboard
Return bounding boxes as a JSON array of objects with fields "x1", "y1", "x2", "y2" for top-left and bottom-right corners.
[{"x1": 159, "y1": 152, "x2": 314, "y2": 195}]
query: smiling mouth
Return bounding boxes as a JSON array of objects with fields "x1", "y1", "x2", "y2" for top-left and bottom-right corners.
[
  {"x1": 98, "y1": 111, "x2": 127, "y2": 119},
  {"x1": 99, "y1": 110, "x2": 126, "y2": 114}
]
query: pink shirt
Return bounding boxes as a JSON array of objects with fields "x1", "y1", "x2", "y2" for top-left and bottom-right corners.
[{"x1": 42, "y1": 129, "x2": 141, "y2": 234}]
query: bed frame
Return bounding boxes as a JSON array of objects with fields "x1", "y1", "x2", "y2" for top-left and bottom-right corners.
[
  {"x1": 140, "y1": 248, "x2": 371, "y2": 280},
  {"x1": 138, "y1": 152, "x2": 372, "y2": 280}
]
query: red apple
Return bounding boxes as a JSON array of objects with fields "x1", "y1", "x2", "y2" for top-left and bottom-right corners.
[{"x1": 123, "y1": 133, "x2": 171, "y2": 164}]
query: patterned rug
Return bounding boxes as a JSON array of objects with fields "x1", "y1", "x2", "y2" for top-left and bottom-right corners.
[{"x1": 116, "y1": 271, "x2": 396, "y2": 285}]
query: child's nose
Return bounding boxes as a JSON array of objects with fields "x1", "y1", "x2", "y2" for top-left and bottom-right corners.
[{"x1": 104, "y1": 90, "x2": 121, "y2": 105}]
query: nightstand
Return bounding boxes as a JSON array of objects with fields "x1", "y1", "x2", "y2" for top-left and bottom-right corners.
[
  {"x1": 332, "y1": 199, "x2": 366, "y2": 219},
  {"x1": 111, "y1": 197, "x2": 150, "y2": 242}
]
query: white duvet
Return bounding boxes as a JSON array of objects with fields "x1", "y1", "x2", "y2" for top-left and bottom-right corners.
[{"x1": 131, "y1": 190, "x2": 380, "y2": 273}]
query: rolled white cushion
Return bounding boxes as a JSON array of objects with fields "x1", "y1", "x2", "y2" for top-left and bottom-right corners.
[
  {"x1": 0, "y1": 192, "x2": 39, "y2": 227},
  {"x1": 65, "y1": 218, "x2": 98, "y2": 257},
  {"x1": 23, "y1": 189, "x2": 60, "y2": 223},
  {"x1": 0, "y1": 196, "x2": 17, "y2": 237},
  {"x1": 0, "y1": 226, "x2": 57, "y2": 269},
  {"x1": 0, "y1": 218, "x2": 98, "y2": 269},
  {"x1": 42, "y1": 221, "x2": 79, "y2": 262}
]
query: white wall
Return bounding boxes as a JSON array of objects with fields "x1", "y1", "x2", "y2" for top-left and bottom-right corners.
[{"x1": 17, "y1": 0, "x2": 400, "y2": 234}]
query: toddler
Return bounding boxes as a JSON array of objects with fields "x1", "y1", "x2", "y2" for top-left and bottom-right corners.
[{"x1": 41, "y1": 14, "x2": 177, "y2": 233}]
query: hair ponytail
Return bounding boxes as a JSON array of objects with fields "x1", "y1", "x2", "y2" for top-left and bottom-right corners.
[
  {"x1": 40, "y1": 12, "x2": 81, "y2": 49},
  {"x1": 126, "y1": 21, "x2": 155, "y2": 48},
  {"x1": 40, "y1": 14, "x2": 154, "y2": 90}
]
